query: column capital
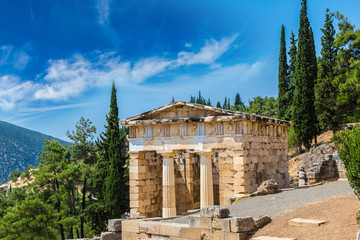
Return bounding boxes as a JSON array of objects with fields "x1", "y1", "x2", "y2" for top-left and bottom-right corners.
[
  {"x1": 157, "y1": 151, "x2": 176, "y2": 158},
  {"x1": 195, "y1": 149, "x2": 214, "y2": 157}
]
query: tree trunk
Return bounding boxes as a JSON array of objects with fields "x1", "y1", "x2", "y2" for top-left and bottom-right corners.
[
  {"x1": 55, "y1": 179, "x2": 65, "y2": 240},
  {"x1": 80, "y1": 177, "x2": 87, "y2": 238}
]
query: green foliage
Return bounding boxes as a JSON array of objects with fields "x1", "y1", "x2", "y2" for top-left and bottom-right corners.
[
  {"x1": 66, "y1": 117, "x2": 97, "y2": 238},
  {"x1": 286, "y1": 31, "x2": 297, "y2": 120},
  {"x1": 234, "y1": 93, "x2": 245, "y2": 110},
  {"x1": 216, "y1": 101, "x2": 221, "y2": 108},
  {"x1": 247, "y1": 96, "x2": 278, "y2": 118},
  {"x1": 315, "y1": 9, "x2": 338, "y2": 132},
  {"x1": 9, "y1": 169, "x2": 21, "y2": 182},
  {"x1": 0, "y1": 197, "x2": 58, "y2": 240},
  {"x1": 293, "y1": 0, "x2": 317, "y2": 150},
  {"x1": 101, "y1": 83, "x2": 129, "y2": 220},
  {"x1": 278, "y1": 25, "x2": 290, "y2": 120},
  {"x1": 333, "y1": 13, "x2": 360, "y2": 123},
  {"x1": 287, "y1": 127, "x2": 301, "y2": 150},
  {"x1": 333, "y1": 125, "x2": 360, "y2": 197}
]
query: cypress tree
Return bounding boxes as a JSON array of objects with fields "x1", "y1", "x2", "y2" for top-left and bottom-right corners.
[
  {"x1": 227, "y1": 98, "x2": 231, "y2": 110},
  {"x1": 234, "y1": 93, "x2": 245, "y2": 107},
  {"x1": 103, "y1": 82, "x2": 129, "y2": 218},
  {"x1": 216, "y1": 101, "x2": 221, "y2": 108},
  {"x1": 293, "y1": 0, "x2": 317, "y2": 151},
  {"x1": 315, "y1": 9, "x2": 338, "y2": 132},
  {"x1": 277, "y1": 25, "x2": 289, "y2": 120},
  {"x1": 223, "y1": 97, "x2": 227, "y2": 109},
  {"x1": 286, "y1": 31, "x2": 297, "y2": 120}
]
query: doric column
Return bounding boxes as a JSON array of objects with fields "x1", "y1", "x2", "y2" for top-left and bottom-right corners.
[
  {"x1": 159, "y1": 151, "x2": 176, "y2": 217},
  {"x1": 198, "y1": 151, "x2": 214, "y2": 208}
]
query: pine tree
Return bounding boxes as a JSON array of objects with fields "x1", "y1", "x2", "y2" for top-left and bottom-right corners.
[
  {"x1": 286, "y1": 31, "x2": 297, "y2": 120},
  {"x1": 315, "y1": 9, "x2": 338, "y2": 132},
  {"x1": 66, "y1": 118, "x2": 97, "y2": 238},
  {"x1": 102, "y1": 82, "x2": 129, "y2": 219},
  {"x1": 278, "y1": 25, "x2": 289, "y2": 120},
  {"x1": 227, "y1": 98, "x2": 231, "y2": 110},
  {"x1": 293, "y1": 0, "x2": 317, "y2": 151}
]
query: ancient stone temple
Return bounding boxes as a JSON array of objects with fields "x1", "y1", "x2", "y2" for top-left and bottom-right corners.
[{"x1": 121, "y1": 101, "x2": 290, "y2": 219}]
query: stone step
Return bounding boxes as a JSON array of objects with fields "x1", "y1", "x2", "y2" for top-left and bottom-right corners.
[
  {"x1": 253, "y1": 236, "x2": 296, "y2": 240},
  {"x1": 288, "y1": 218, "x2": 326, "y2": 226}
]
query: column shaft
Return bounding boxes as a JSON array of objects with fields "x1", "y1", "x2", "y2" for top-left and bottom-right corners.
[
  {"x1": 161, "y1": 153, "x2": 176, "y2": 217},
  {"x1": 199, "y1": 152, "x2": 214, "y2": 208}
]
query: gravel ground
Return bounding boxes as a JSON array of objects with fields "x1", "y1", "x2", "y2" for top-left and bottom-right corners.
[
  {"x1": 163, "y1": 180, "x2": 353, "y2": 223},
  {"x1": 228, "y1": 180, "x2": 353, "y2": 218}
]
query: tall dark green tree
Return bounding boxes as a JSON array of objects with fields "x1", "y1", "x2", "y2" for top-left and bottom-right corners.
[
  {"x1": 315, "y1": 9, "x2": 338, "y2": 132},
  {"x1": 286, "y1": 31, "x2": 297, "y2": 120},
  {"x1": 277, "y1": 25, "x2": 290, "y2": 120},
  {"x1": 216, "y1": 101, "x2": 221, "y2": 108},
  {"x1": 223, "y1": 97, "x2": 228, "y2": 109},
  {"x1": 102, "y1": 82, "x2": 129, "y2": 219},
  {"x1": 234, "y1": 93, "x2": 245, "y2": 108},
  {"x1": 292, "y1": 0, "x2": 317, "y2": 151}
]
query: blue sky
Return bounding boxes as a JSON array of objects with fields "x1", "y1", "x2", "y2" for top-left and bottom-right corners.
[{"x1": 1, "y1": 0, "x2": 360, "y2": 140}]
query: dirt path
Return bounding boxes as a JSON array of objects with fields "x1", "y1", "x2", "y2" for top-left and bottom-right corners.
[
  {"x1": 251, "y1": 194, "x2": 360, "y2": 240},
  {"x1": 228, "y1": 180, "x2": 353, "y2": 218}
]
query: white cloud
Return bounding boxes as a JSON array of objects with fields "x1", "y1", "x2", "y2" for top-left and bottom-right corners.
[
  {"x1": 95, "y1": 0, "x2": 112, "y2": 26},
  {"x1": 0, "y1": 75, "x2": 38, "y2": 111},
  {"x1": 184, "y1": 43, "x2": 192, "y2": 48},
  {"x1": 0, "y1": 34, "x2": 239, "y2": 109},
  {"x1": 176, "y1": 34, "x2": 238, "y2": 66},
  {"x1": 0, "y1": 44, "x2": 31, "y2": 70}
]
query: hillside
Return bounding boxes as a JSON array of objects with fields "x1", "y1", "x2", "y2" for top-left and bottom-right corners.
[{"x1": 0, "y1": 120, "x2": 68, "y2": 184}]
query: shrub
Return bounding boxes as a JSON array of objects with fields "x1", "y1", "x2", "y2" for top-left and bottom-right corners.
[
  {"x1": 288, "y1": 127, "x2": 301, "y2": 152},
  {"x1": 333, "y1": 125, "x2": 360, "y2": 197}
]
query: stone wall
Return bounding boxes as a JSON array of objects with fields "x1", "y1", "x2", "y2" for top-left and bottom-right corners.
[
  {"x1": 174, "y1": 151, "x2": 201, "y2": 215},
  {"x1": 129, "y1": 151, "x2": 162, "y2": 218}
]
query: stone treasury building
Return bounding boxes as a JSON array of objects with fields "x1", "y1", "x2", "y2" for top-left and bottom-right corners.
[{"x1": 121, "y1": 101, "x2": 290, "y2": 218}]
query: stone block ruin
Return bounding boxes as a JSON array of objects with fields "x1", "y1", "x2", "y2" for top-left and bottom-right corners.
[{"x1": 121, "y1": 101, "x2": 291, "y2": 219}]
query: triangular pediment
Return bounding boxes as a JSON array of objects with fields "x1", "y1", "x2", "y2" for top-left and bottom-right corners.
[{"x1": 124, "y1": 101, "x2": 235, "y2": 121}]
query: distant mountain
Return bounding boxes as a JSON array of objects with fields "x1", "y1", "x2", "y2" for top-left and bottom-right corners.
[{"x1": 0, "y1": 120, "x2": 68, "y2": 184}]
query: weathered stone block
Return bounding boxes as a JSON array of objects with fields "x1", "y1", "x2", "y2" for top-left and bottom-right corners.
[
  {"x1": 225, "y1": 231, "x2": 248, "y2": 240},
  {"x1": 200, "y1": 206, "x2": 230, "y2": 219},
  {"x1": 230, "y1": 216, "x2": 256, "y2": 232},
  {"x1": 159, "y1": 223, "x2": 187, "y2": 237},
  {"x1": 181, "y1": 227, "x2": 201, "y2": 239},
  {"x1": 188, "y1": 216, "x2": 200, "y2": 228},
  {"x1": 254, "y1": 215, "x2": 271, "y2": 228},
  {"x1": 108, "y1": 219, "x2": 123, "y2": 232},
  {"x1": 199, "y1": 217, "x2": 213, "y2": 229},
  {"x1": 200, "y1": 229, "x2": 214, "y2": 239},
  {"x1": 122, "y1": 220, "x2": 140, "y2": 233},
  {"x1": 101, "y1": 231, "x2": 122, "y2": 240},
  {"x1": 212, "y1": 218, "x2": 231, "y2": 232},
  {"x1": 139, "y1": 221, "x2": 160, "y2": 234}
]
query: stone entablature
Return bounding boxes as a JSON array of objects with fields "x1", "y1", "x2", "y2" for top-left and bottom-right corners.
[{"x1": 121, "y1": 101, "x2": 291, "y2": 219}]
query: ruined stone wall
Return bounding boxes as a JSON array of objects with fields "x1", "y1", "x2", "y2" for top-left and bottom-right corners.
[
  {"x1": 238, "y1": 123, "x2": 289, "y2": 194},
  {"x1": 129, "y1": 151, "x2": 162, "y2": 218}
]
